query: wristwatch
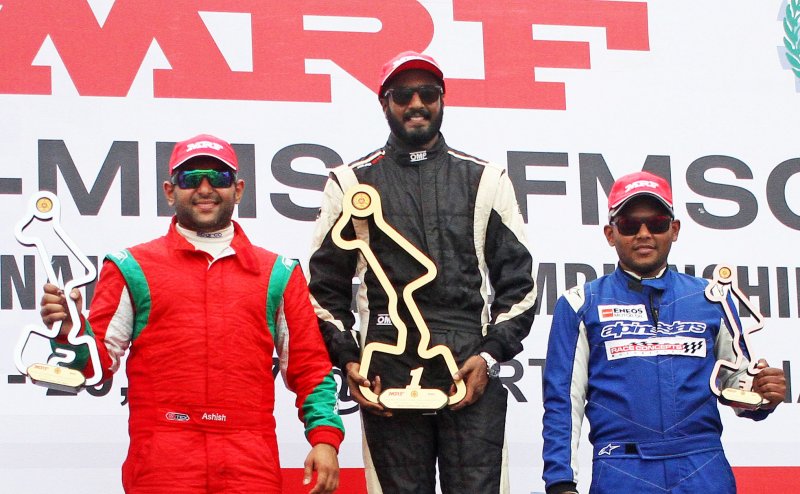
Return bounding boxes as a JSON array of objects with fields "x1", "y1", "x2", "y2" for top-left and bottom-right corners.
[{"x1": 479, "y1": 352, "x2": 501, "y2": 379}]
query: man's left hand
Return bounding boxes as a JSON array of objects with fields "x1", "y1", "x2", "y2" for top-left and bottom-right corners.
[
  {"x1": 303, "y1": 443, "x2": 339, "y2": 494},
  {"x1": 753, "y1": 359, "x2": 787, "y2": 410},
  {"x1": 449, "y1": 354, "x2": 489, "y2": 411}
]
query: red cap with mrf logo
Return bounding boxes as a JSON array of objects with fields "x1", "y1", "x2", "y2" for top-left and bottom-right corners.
[
  {"x1": 168, "y1": 134, "x2": 238, "y2": 174},
  {"x1": 378, "y1": 51, "x2": 444, "y2": 96},
  {"x1": 608, "y1": 171, "x2": 674, "y2": 219}
]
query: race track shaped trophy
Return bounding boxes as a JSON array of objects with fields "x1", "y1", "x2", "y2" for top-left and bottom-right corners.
[
  {"x1": 704, "y1": 264, "x2": 767, "y2": 410},
  {"x1": 332, "y1": 184, "x2": 467, "y2": 411},
  {"x1": 13, "y1": 191, "x2": 102, "y2": 393}
]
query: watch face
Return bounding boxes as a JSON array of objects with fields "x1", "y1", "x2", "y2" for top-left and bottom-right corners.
[{"x1": 487, "y1": 364, "x2": 501, "y2": 378}]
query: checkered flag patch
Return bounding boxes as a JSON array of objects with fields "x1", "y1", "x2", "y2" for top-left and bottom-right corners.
[{"x1": 683, "y1": 341, "x2": 704, "y2": 354}]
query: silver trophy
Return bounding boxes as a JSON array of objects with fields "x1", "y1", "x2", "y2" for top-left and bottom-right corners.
[
  {"x1": 704, "y1": 264, "x2": 767, "y2": 410},
  {"x1": 13, "y1": 191, "x2": 102, "y2": 392}
]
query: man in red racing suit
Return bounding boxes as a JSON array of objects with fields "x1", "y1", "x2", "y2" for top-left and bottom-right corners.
[{"x1": 41, "y1": 134, "x2": 343, "y2": 494}]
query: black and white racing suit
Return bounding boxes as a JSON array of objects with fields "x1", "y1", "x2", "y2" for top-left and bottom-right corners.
[{"x1": 308, "y1": 134, "x2": 537, "y2": 494}]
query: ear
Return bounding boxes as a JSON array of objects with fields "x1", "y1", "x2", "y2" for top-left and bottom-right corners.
[
  {"x1": 670, "y1": 219, "x2": 681, "y2": 241},
  {"x1": 603, "y1": 224, "x2": 615, "y2": 246},
  {"x1": 163, "y1": 180, "x2": 176, "y2": 206},
  {"x1": 380, "y1": 96, "x2": 389, "y2": 114},
  {"x1": 234, "y1": 179, "x2": 245, "y2": 205}
]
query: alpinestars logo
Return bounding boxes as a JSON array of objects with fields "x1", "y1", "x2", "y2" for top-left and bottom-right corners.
[
  {"x1": 598, "y1": 443, "x2": 621, "y2": 456},
  {"x1": 600, "y1": 320, "x2": 707, "y2": 339}
]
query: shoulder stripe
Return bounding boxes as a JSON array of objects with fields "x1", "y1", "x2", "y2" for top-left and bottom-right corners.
[{"x1": 105, "y1": 249, "x2": 151, "y2": 340}]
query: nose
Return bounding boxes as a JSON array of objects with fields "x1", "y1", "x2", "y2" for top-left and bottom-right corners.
[
  {"x1": 196, "y1": 176, "x2": 214, "y2": 193},
  {"x1": 635, "y1": 222, "x2": 653, "y2": 237},
  {"x1": 406, "y1": 89, "x2": 427, "y2": 108}
]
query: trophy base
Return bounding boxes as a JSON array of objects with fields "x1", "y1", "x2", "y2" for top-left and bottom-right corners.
[
  {"x1": 720, "y1": 387, "x2": 765, "y2": 410},
  {"x1": 378, "y1": 387, "x2": 448, "y2": 412},
  {"x1": 27, "y1": 363, "x2": 85, "y2": 394}
]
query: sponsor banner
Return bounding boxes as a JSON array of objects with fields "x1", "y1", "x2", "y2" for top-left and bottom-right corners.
[
  {"x1": 2, "y1": 2, "x2": 800, "y2": 493},
  {"x1": 605, "y1": 336, "x2": 707, "y2": 360}
]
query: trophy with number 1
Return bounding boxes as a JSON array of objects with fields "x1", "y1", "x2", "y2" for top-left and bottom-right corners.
[{"x1": 13, "y1": 191, "x2": 102, "y2": 393}]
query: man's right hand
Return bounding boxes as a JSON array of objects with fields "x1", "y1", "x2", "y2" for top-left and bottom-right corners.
[
  {"x1": 40, "y1": 283, "x2": 82, "y2": 337},
  {"x1": 344, "y1": 362, "x2": 392, "y2": 417}
]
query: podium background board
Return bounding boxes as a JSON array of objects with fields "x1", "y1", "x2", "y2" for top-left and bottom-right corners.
[{"x1": 1, "y1": 1, "x2": 800, "y2": 492}]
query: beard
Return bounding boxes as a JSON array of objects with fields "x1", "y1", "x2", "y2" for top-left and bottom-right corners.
[
  {"x1": 386, "y1": 105, "x2": 444, "y2": 148},
  {"x1": 173, "y1": 192, "x2": 235, "y2": 233}
]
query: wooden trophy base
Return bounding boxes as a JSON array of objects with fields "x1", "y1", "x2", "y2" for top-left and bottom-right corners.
[
  {"x1": 720, "y1": 387, "x2": 765, "y2": 410},
  {"x1": 27, "y1": 363, "x2": 85, "y2": 394}
]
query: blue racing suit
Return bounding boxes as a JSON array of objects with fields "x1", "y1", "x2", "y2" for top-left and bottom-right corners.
[{"x1": 542, "y1": 266, "x2": 773, "y2": 494}]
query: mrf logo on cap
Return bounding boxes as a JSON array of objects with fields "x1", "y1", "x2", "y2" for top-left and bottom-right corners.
[
  {"x1": 168, "y1": 133, "x2": 238, "y2": 174},
  {"x1": 608, "y1": 171, "x2": 673, "y2": 219},
  {"x1": 378, "y1": 51, "x2": 445, "y2": 96}
]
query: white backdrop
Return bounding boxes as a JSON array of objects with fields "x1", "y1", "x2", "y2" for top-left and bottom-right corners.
[{"x1": 2, "y1": 1, "x2": 799, "y2": 493}]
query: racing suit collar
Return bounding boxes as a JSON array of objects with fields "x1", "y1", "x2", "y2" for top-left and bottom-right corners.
[
  {"x1": 166, "y1": 216, "x2": 262, "y2": 273},
  {"x1": 618, "y1": 264, "x2": 669, "y2": 292},
  {"x1": 385, "y1": 132, "x2": 445, "y2": 166}
]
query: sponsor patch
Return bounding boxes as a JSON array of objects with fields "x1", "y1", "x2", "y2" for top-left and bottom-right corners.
[
  {"x1": 599, "y1": 443, "x2": 621, "y2": 456},
  {"x1": 605, "y1": 336, "x2": 706, "y2": 360},
  {"x1": 110, "y1": 250, "x2": 128, "y2": 262},
  {"x1": 409, "y1": 151, "x2": 427, "y2": 162},
  {"x1": 165, "y1": 411, "x2": 190, "y2": 422},
  {"x1": 376, "y1": 314, "x2": 392, "y2": 326},
  {"x1": 598, "y1": 304, "x2": 648, "y2": 322},
  {"x1": 600, "y1": 320, "x2": 707, "y2": 339}
]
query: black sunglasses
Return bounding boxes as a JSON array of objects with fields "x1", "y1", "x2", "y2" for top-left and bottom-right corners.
[
  {"x1": 384, "y1": 85, "x2": 443, "y2": 105},
  {"x1": 171, "y1": 169, "x2": 236, "y2": 189},
  {"x1": 611, "y1": 214, "x2": 673, "y2": 236}
]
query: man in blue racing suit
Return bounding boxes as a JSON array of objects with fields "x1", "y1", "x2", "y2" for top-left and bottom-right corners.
[{"x1": 542, "y1": 171, "x2": 786, "y2": 494}]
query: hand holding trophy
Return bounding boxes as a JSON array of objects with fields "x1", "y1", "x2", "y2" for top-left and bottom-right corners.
[
  {"x1": 13, "y1": 191, "x2": 102, "y2": 393},
  {"x1": 704, "y1": 264, "x2": 768, "y2": 410}
]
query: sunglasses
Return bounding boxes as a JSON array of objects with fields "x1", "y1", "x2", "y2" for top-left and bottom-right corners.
[
  {"x1": 171, "y1": 169, "x2": 236, "y2": 189},
  {"x1": 384, "y1": 85, "x2": 443, "y2": 105},
  {"x1": 611, "y1": 214, "x2": 673, "y2": 236}
]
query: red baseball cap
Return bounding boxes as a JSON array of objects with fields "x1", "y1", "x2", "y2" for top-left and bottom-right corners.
[
  {"x1": 608, "y1": 171, "x2": 674, "y2": 219},
  {"x1": 378, "y1": 51, "x2": 445, "y2": 96},
  {"x1": 168, "y1": 134, "x2": 238, "y2": 174}
]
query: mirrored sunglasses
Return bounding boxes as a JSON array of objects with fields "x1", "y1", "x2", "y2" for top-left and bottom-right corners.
[
  {"x1": 384, "y1": 84, "x2": 443, "y2": 105},
  {"x1": 611, "y1": 214, "x2": 672, "y2": 236},
  {"x1": 172, "y1": 169, "x2": 235, "y2": 189}
]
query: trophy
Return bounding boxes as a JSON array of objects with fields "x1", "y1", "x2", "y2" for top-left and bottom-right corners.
[
  {"x1": 704, "y1": 264, "x2": 767, "y2": 410},
  {"x1": 13, "y1": 191, "x2": 102, "y2": 393},
  {"x1": 332, "y1": 184, "x2": 466, "y2": 411}
]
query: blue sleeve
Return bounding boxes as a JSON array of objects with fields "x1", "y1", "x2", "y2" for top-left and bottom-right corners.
[{"x1": 542, "y1": 293, "x2": 586, "y2": 493}]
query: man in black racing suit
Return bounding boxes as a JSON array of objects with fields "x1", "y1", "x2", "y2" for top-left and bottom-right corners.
[{"x1": 308, "y1": 51, "x2": 537, "y2": 494}]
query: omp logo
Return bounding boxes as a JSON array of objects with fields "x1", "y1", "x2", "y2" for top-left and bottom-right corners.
[
  {"x1": 409, "y1": 151, "x2": 427, "y2": 162},
  {"x1": 187, "y1": 140, "x2": 223, "y2": 152},
  {"x1": 376, "y1": 314, "x2": 392, "y2": 326},
  {"x1": 600, "y1": 321, "x2": 707, "y2": 339},
  {"x1": 0, "y1": 3, "x2": 649, "y2": 109},
  {"x1": 598, "y1": 304, "x2": 647, "y2": 322},
  {"x1": 165, "y1": 411, "x2": 190, "y2": 422}
]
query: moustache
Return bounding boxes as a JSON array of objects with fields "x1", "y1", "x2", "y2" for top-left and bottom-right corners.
[{"x1": 403, "y1": 109, "x2": 431, "y2": 121}]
